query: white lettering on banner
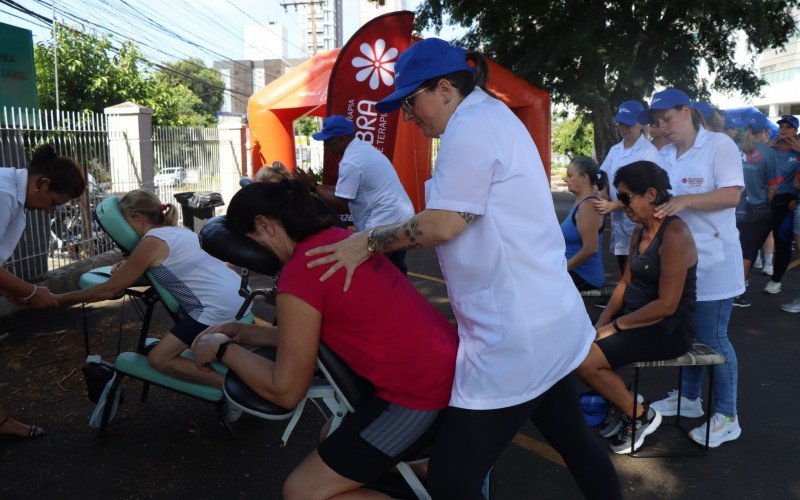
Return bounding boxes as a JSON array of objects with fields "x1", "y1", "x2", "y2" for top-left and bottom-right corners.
[
  {"x1": 346, "y1": 99, "x2": 355, "y2": 122},
  {"x1": 354, "y1": 99, "x2": 382, "y2": 151}
]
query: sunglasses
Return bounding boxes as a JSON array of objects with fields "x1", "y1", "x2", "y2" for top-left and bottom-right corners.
[
  {"x1": 401, "y1": 86, "x2": 431, "y2": 114},
  {"x1": 617, "y1": 192, "x2": 640, "y2": 206}
]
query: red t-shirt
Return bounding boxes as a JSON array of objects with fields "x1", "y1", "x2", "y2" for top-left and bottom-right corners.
[{"x1": 277, "y1": 227, "x2": 457, "y2": 410}]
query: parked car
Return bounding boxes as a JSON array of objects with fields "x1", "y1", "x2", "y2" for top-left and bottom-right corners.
[{"x1": 154, "y1": 167, "x2": 186, "y2": 188}]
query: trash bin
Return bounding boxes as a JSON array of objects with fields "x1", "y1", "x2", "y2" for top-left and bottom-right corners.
[{"x1": 174, "y1": 191, "x2": 225, "y2": 232}]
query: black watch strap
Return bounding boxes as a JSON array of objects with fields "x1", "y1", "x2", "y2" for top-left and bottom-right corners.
[
  {"x1": 612, "y1": 319, "x2": 622, "y2": 333},
  {"x1": 216, "y1": 340, "x2": 236, "y2": 362}
]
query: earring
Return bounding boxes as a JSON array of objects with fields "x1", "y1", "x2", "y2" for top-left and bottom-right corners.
[{"x1": 444, "y1": 96, "x2": 451, "y2": 104}]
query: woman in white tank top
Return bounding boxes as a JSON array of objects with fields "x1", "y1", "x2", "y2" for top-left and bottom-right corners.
[{"x1": 57, "y1": 190, "x2": 248, "y2": 388}]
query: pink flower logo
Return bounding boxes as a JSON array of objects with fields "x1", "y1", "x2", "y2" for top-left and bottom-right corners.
[{"x1": 352, "y1": 39, "x2": 398, "y2": 90}]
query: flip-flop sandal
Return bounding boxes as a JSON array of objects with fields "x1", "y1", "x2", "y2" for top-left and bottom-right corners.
[{"x1": 26, "y1": 425, "x2": 45, "y2": 439}]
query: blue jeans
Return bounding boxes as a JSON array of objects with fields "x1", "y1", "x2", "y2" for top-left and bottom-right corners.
[{"x1": 681, "y1": 298, "x2": 737, "y2": 417}]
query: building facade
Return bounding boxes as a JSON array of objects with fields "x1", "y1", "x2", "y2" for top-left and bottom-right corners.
[
  {"x1": 214, "y1": 58, "x2": 306, "y2": 115},
  {"x1": 298, "y1": 0, "x2": 343, "y2": 55},
  {"x1": 753, "y1": 10, "x2": 800, "y2": 119}
]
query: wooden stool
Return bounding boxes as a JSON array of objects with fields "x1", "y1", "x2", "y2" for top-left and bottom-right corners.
[{"x1": 629, "y1": 342, "x2": 726, "y2": 457}]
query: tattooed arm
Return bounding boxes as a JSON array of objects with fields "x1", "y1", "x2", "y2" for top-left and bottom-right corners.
[{"x1": 305, "y1": 209, "x2": 478, "y2": 291}]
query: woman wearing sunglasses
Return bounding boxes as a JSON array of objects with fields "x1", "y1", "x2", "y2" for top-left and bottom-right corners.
[
  {"x1": 577, "y1": 161, "x2": 697, "y2": 454},
  {"x1": 303, "y1": 38, "x2": 621, "y2": 499}
]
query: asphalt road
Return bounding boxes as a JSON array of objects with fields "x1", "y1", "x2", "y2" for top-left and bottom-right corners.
[{"x1": 0, "y1": 190, "x2": 798, "y2": 499}]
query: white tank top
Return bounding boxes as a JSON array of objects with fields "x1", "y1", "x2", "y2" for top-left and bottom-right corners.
[{"x1": 144, "y1": 226, "x2": 249, "y2": 325}]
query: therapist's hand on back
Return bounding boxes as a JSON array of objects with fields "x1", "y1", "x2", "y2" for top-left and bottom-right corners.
[
  {"x1": 305, "y1": 231, "x2": 372, "y2": 292},
  {"x1": 654, "y1": 195, "x2": 691, "y2": 219}
]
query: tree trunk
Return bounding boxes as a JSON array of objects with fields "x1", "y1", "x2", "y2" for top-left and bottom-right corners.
[{"x1": 591, "y1": 105, "x2": 618, "y2": 163}]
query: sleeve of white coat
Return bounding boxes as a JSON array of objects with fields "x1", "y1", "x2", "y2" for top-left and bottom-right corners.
[
  {"x1": 712, "y1": 136, "x2": 745, "y2": 190},
  {"x1": 0, "y1": 191, "x2": 15, "y2": 244},
  {"x1": 334, "y1": 160, "x2": 360, "y2": 200},
  {"x1": 425, "y1": 118, "x2": 498, "y2": 215}
]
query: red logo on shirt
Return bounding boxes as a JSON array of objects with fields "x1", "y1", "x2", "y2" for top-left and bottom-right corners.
[{"x1": 681, "y1": 177, "x2": 704, "y2": 187}]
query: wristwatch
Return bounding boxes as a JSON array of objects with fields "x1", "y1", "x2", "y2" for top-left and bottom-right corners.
[
  {"x1": 366, "y1": 229, "x2": 378, "y2": 253},
  {"x1": 216, "y1": 340, "x2": 236, "y2": 362},
  {"x1": 612, "y1": 319, "x2": 622, "y2": 333}
]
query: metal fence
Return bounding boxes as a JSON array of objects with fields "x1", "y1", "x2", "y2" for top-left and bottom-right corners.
[
  {"x1": 152, "y1": 126, "x2": 222, "y2": 226},
  {"x1": 1, "y1": 107, "x2": 115, "y2": 281}
]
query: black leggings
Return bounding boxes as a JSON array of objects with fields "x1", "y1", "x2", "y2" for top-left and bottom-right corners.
[
  {"x1": 427, "y1": 373, "x2": 622, "y2": 500},
  {"x1": 616, "y1": 255, "x2": 628, "y2": 277},
  {"x1": 770, "y1": 193, "x2": 797, "y2": 283}
]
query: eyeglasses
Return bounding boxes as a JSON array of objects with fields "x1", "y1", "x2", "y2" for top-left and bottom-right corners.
[
  {"x1": 617, "y1": 192, "x2": 640, "y2": 206},
  {"x1": 401, "y1": 86, "x2": 431, "y2": 114}
]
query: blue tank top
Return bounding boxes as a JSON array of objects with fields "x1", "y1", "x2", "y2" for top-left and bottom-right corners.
[{"x1": 561, "y1": 196, "x2": 605, "y2": 288}]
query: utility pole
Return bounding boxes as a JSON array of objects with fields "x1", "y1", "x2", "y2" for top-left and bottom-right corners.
[{"x1": 280, "y1": 0, "x2": 325, "y2": 55}]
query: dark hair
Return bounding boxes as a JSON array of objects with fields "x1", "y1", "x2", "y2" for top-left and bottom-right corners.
[
  {"x1": 569, "y1": 156, "x2": 608, "y2": 191},
  {"x1": 420, "y1": 51, "x2": 495, "y2": 99},
  {"x1": 613, "y1": 161, "x2": 671, "y2": 205},
  {"x1": 28, "y1": 144, "x2": 86, "y2": 198},
  {"x1": 226, "y1": 179, "x2": 333, "y2": 242}
]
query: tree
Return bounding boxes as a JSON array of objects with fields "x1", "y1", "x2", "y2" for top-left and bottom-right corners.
[
  {"x1": 155, "y1": 58, "x2": 225, "y2": 125},
  {"x1": 552, "y1": 113, "x2": 594, "y2": 159},
  {"x1": 34, "y1": 26, "x2": 206, "y2": 126},
  {"x1": 294, "y1": 116, "x2": 320, "y2": 141},
  {"x1": 417, "y1": 0, "x2": 799, "y2": 160}
]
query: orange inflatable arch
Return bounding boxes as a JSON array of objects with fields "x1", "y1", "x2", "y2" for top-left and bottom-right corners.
[{"x1": 248, "y1": 46, "x2": 551, "y2": 211}]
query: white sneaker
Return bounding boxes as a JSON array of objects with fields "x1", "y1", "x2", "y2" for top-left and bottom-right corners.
[
  {"x1": 764, "y1": 280, "x2": 782, "y2": 294},
  {"x1": 689, "y1": 413, "x2": 741, "y2": 448},
  {"x1": 762, "y1": 263, "x2": 774, "y2": 276},
  {"x1": 650, "y1": 390, "x2": 704, "y2": 418},
  {"x1": 781, "y1": 297, "x2": 800, "y2": 313},
  {"x1": 753, "y1": 256, "x2": 763, "y2": 269}
]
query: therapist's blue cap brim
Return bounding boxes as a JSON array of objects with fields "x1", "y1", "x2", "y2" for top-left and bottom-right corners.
[
  {"x1": 747, "y1": 113, "x2": 771, "y2": 133},
  {"x1": 312, "y1": 115, "x2": 355, "y2": 141},
  {"x1": 777, "y1": 115, "x2": 799, "y2": 129},
  {"x1": 638, "y1": 88, "x2": 693, "y2": 125},
  {"x1": 614, "y1": 100, "x2": 644, "y2": 126},
  {"x1": 376, "y1": 38, "x2": 471, "y2": 113}
]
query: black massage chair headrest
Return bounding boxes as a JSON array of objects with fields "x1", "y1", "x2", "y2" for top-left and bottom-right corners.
[{"x1": 199, "y1": 216, "x2": 281, "y2": 276}]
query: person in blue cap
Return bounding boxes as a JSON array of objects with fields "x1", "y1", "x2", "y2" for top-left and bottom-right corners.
[
  {"x1": 641, "y1": 88, "x2": 745, "y2": 448},
  {"x1": 593, "y1": 100, "x2": 658, "y2": 305},
  {"x1": 764, "y1": 114, "x2": 800, "y2": 294},
  {"x1": 733, "y1": 112, "x2": 778, "y2": 308},
  {"x1": 304, "y1": 37, "x2": 621, "y2": 499},
  {"x1": 692, "y1": 102, "x2": 724, "y2": 132},
  {"x1": 303, "y1": 115, "x2": 414, "y2": 273}
]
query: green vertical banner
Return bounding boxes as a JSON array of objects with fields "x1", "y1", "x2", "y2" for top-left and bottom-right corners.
[{"x1": 0, "y1": 21, "x2": 38, "y2": 110}]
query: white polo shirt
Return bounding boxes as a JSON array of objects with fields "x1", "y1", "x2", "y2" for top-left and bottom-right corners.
[
  {"x1": 425, "y1": 87, "x2": 594, "y2": 410},
  {"x1": 0, "y1": 167, "x2": 28, "y2": 263},
  {"x1": 655, "y1": 127, "x2": 745, "y2": 301},
  {"x1": 600, "y1": 134, "x2": 659, "y2": 255},
  {"x1": 335, "y1": 138, "x2": 415, "y2": 232}
]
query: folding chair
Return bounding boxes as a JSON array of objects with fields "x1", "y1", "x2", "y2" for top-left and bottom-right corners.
[{"x1": 78, "y1": 196, "x2": 255, "y2": 435}]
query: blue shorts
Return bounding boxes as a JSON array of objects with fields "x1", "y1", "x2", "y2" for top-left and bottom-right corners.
[{"x1": 169, "y1": 315, "x2": 209, "y2": 347}]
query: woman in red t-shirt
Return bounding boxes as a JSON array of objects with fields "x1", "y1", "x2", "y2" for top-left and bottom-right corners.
[{"x1": 191, "y1": 179, "x2": 458, "y2": 498}]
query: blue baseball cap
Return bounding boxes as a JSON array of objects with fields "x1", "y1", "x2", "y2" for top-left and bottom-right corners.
[
  {"x1": 747, "y1": 112, "x2": 771, "y2": 133},
  {"x1": 312, "y1": 115, "x2": 355, "y2": 141},
  {"x1": 692, "y1": 102, "x2": 715, "y2": 120},
  {"x1": 638, "y1": 88, "x2": 693, "y2": 124},
  {"x1": 614, "y1": 100, "x2": 644, "y2": 126},
  {"x1": 376, "y1": 38, "x2": 471, "y2": 113},
  {"x1": 777, "y1": 115, "x2": 799, "y2": 129},
  {"x1": 580, "y1": 391, "x2": 608, "y2": 427}
]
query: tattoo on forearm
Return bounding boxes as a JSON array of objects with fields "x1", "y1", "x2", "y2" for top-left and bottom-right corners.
[
  {"x1": 458, "y1": 212, "x2": 477, "y2": 224},
  {"x1": 373, "y1": 216, "x2": 423, "y2": 252}
]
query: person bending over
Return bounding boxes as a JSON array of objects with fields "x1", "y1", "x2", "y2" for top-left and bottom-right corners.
[
  {"x1": 577, "y1": 161, "x2": 697, "y2": 454},
  {"x1": 57, "y1": 189, "x2": 247, "y2": 388},
  {"x1": 192, "y1": 180, "x2": 457, "y2": 499}
]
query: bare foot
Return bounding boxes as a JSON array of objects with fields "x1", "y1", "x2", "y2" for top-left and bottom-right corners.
[{"x1": 0, "y1": 416, "x2": 45, "y2": 438}]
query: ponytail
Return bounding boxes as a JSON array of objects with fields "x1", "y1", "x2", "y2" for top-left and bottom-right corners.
[
  {"x1": 162, "y1": 203, "x2": 178, "y2": 226},
  {"x1": 120, "y1": 189, "x2": 177, "y2": 227},
  {"x1": 569, "y1": 156, "x2": 606, "y2": 191},
  {"x1": 420, "y1": 50, "x2": 496, "y2": 99}
]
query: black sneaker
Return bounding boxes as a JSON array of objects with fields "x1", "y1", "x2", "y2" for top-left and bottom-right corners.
[
  {"x1": 609, "y1": 405, "x2": 663, "y2": 454},
  {"x1": 732, "y1": 295, "x2": 751, "y2": 308},
  {"x1": 598, "y1": 404, "x2": 622, "y2": 438}
]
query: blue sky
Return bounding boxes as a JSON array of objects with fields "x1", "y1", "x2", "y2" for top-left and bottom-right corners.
[{"x1": 0, "y1": 0, "x2": 462, "y2": 66}]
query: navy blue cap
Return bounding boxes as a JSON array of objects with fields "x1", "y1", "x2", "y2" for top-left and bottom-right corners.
[
  {"x1": 777, "y1": 115, "x2": 799, "y2": 129},
  {"x1": 312, "y1": 115, "x2": 356, "y2": 141},
  {"x1": 692, "y1": 102, "x2": 715, "y2": 120},
  {"x1": 376, "y1": 38, "x2": 471, "y2": 113},
  {"x1": 638, "y1": 88, "x2": 693, "y2": 124},
  {"x1": 614, "y1": 100, "x2": 644, "y2": 126}
]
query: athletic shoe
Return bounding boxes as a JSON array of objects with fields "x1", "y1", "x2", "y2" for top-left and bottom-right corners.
[
  {"x1": 762, "y1": 263, "x2": 774, "y2": 276},
  {"x1": 650, "y1": 390, "x2": 704, "y2": 418},
  {"x1": 609, "y1": 406, "x2": 662, "y2": 454},
  {"x1": 753, "y1": 256, "x2": 763, "y2": 269},
  {"x1": 764, "y1": 280, "x2": 782, "y2": 294},
  {"x1": 598, "y1": 405, "x2": 622, "y2": 438},
  {"x1": 689, "y1": 413, "x2": 741, "y2": 448},
  {"x1": 732, "y1": 295, "x2": 751, "y2": 308},
  {"x1": 781, "y1": 297, "x2": 800, "y2": 313}
]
